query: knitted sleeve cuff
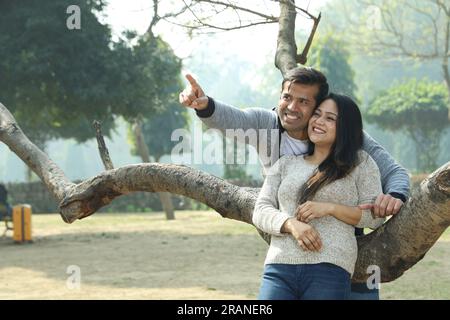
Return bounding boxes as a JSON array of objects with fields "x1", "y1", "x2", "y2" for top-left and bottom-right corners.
[
  {"x1": 389, "y1": 192, "x2": 407, "y2": 203},
  {"x1": 195, "y1": 96, "x2": 215, "y2": 118}
]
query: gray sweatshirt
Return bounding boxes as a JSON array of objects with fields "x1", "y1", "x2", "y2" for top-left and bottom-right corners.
[
  {"x1": 196, "y1": 98, "x2": 410, "y2": 200},
  {"x1": 252, "y1": 151, "x2": 384, "y2": 275}
]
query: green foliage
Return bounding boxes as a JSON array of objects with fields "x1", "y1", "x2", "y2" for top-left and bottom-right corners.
[
  {"x1": 222, "y1": 137, "x2": 253, "y2": 182},
  {"x1": 111, "y1": 35, "x2": 184, "y2": 122},
  {"x1": 366, "y1": 79, "x2": 449, "y2": 172},
  {"x1": 320, "y1": 0, "x2": 447, "y2": 101},
  {"x1": 0, "y1": 0, "x2": 182, "y2": 144},
  {"x1": 223, "y1": 164, "x2": 252, "y2": 181},
  {"x1": 125, "y1": 35, "x2": 187, "y2": 161},
  {"x1": 367, "y1": 79, "x2": 448, "y2": 129},
  {"x1": 307, "y1": 34, "x2": 357, "y2": 99},
  {"x1": 128, "y1": 105, "x2": 190, "y2": 161},
  {"x1": 0, "y1": 0, "x2": 114, "y2": 142}
]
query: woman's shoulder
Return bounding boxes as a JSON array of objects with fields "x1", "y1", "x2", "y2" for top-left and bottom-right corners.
[
  {"x1": 355, "y1": 150, "x2": 379, "y2": 174},
  {"x1": 357, "y1": 149, "x2": 370, "y2": 162},
  {"x1": 279, "y1": 154, "x2": 314, "y2": 167}
]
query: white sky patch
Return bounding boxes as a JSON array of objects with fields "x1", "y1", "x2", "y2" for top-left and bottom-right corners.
[{"x1": 102, "y1": 0, "x2": 329, "y2": 62}]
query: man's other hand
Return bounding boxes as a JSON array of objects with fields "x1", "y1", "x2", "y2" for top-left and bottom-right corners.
[{"x1": 358, "y1": 193, "x2": 404, "y2": 218}]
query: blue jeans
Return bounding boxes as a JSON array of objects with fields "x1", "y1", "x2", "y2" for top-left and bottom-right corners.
[
  {"x1": 258, "y1": 263, "x2": 351, "y2": 300},
  {"x1": 351, "y1": 228, "x2": 380, "y2": 300},
  {"x1": 349, "y1": 283, "x2": 380, "y2": 300}
]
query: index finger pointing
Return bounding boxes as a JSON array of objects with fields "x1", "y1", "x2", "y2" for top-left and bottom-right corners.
[{"x1": 185, "y1": 74, "x2": 199, "y2": 87}]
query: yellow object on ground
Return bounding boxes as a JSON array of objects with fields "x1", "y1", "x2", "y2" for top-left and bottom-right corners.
[{"x1": 13, "y1": 204, "x2": 32, "y2": 243}]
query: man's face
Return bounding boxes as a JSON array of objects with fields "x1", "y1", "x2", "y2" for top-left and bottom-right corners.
[{"x1": 277, "y1": 82, "x2": 319, "y2": 140}]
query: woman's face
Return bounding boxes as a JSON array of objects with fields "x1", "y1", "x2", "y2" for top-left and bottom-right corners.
[{"x1": 308, "y1": 98, "x2": 338, "y2": 147}]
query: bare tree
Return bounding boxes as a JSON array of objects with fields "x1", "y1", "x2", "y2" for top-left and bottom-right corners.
[
  {"x1": 146, "y1": 0, "x2": 321, "y2": 71},
  {"x1": 334, "y1": 0, "x2": 450, "y2": 118},
  {"x1": 0, "y1": 0, "x2": 449, "y2": 283}
]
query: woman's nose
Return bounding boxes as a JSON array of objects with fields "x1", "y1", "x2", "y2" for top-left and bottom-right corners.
[{"x1": 315, "y1": 116, "x2": 325, "y2": 125}]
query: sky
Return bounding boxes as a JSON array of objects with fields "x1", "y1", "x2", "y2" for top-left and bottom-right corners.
[{"x1": 103, "y1": 0, "x2": 329, "y2": 63}]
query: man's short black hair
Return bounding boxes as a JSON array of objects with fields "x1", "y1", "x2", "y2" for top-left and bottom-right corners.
[{"x1": 281, "y1": 67, "x2": 329, "y2": 106}]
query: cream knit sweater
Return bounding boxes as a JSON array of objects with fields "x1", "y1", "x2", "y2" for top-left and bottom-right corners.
[{"x1": 252, "y1": 151, "x2": 385, "y2": 275}]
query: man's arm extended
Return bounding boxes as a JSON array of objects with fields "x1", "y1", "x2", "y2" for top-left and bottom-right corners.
[
  {"x1": 179, "y1": 74, "x2": 277, "y2": 134},
  {"x1": 361, "y1": 131, "x2": 410, "y2": 217}
]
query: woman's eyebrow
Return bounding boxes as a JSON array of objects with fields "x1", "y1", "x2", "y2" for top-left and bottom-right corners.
[{"x1": 316, "y1": 108, "x2": 337, "y2": 116}]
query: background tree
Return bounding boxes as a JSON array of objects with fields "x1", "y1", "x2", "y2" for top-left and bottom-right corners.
[
  {"x1": 126, "y1": 40, "x2": 188, "y2": 219},
  {"x1": 323, "y1": 0, "x2": 450, "y2": 118},
  {"x1": 307, "y1": 34, "x2": 357, "y2": 99},
  {"x1": 0, "y1": 0, "x2": 113, "y2": 180},
  {"x1": 366, "y1": 79, "x2": 449, "y2": 172},
  {"x1": 0, "y1": 0, "x2": 116, "y2": 143},
  {"x1": 0, "y1": 0, "x2": 186, "y2": 180}
]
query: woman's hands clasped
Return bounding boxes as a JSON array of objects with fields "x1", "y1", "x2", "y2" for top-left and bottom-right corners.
[
  {"x1": 285, "y1": 201, "x2": 334, "y2": 252},
  {"x1": 283, "y1": 218, "x2": 323, "y2": 252},
  {"x1": 295, "y1": 201, "x2": 334, "y2": 223}
]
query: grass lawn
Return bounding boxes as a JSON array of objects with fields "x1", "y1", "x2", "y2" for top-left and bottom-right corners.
[{"x1": 0, "y1": 210, "x2": 449, "y2": 299}]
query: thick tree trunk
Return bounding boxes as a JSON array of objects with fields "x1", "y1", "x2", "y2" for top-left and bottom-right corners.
[
  {"x1": 1, "y1": 101, "x2": 449, "y2": 283},
  {"x1": 353, "y1": 163, "x2": 450, "y2": 282},
  {"x1": 132, "y1": 120, "x2": 175, "y2": 220},
  {"x1": 275, "y1": 0, "x2": 298, "y2": 76},
  {"x1": 158, "y1": 191, "x2": 175, "y2": 220}
]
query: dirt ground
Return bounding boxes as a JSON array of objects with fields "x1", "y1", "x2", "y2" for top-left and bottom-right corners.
[{"x1": 1, "y1": 211, "x2": 449, "y2": 299}]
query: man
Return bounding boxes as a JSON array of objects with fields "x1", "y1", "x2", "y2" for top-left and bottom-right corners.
[{"x1": 179, "y1": 67, "x2": 410, "y2": 300}]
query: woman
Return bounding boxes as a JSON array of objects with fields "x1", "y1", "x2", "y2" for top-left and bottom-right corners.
[{"x1": 252, "y1": 93, "x2": 384, "y2": 300}]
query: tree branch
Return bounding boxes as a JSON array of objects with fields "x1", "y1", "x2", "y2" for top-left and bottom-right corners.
[
  {"x1": 353, "y1": 162, "x2": 450, "y2": 282},
  {"x1": 1, "y1": 101, "x2": 449, "y2": 283},
  {"x1": 192, "y1": 0, "x2": 279, "y2": 21},
  {"x1": 178, "y1": 0, "x2": 278, "y2": 32},
  {"x1": 92, "y1": 120, "x2": 114, "y2": 170},
  {"x1": 0, "y1": 102, "x2": 74, "y2": 202},
  {"x1": 146, "y1": 0, "x2": 160, "y2": 35},
  {"x1": 435, "y1": 0, "x2": 450, "y2": 17},
  {"x1": 58, "y1": 162, "x2": 259, "y2": 223},
  {"x1": 274, "y1": 0, "x2": 321, "y2": 74},
  {"x1": 353, "y1": 0, "x2": 443, "y2": 60},
  {"x1": 275, "y1": 0, "x2": 298, "y2": 76},
  {"x1": 297, "y1": 12, "x2": 321, "y2": 65}
]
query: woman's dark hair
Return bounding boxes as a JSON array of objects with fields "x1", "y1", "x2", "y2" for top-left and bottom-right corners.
[{"x1": 298, "y1": 93, "x2": 364, "y2": 205}]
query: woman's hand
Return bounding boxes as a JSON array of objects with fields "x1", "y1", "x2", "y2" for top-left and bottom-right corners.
[
  {"x1": 296, "y1": 201, "x2": 334, "y2": 223},
  {"x1": 282, "y1": 218, "x2": 322, "y2": 251}
]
